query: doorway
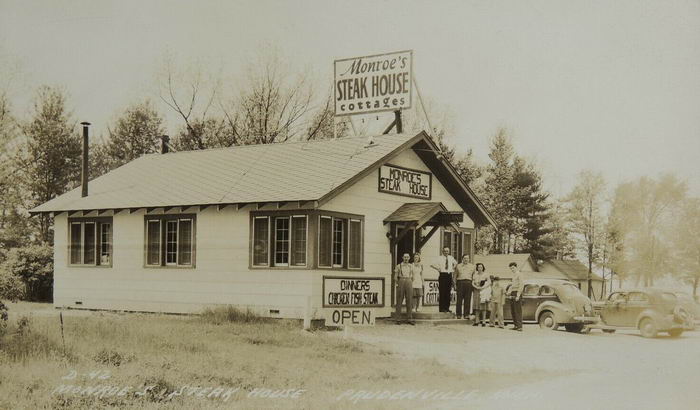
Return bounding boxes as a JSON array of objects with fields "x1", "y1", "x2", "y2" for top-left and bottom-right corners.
[
  {"x1": 391, "y1": 224, "x2": 415, "y2": 306},
  {"x1": 394, "y1": 224, "x2": 415, "y2": 266}
]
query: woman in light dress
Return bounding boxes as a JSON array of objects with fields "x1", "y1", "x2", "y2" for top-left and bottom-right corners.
[
  {"x1": 471, "y1": 263, "x2": 491, "y2": 326},
  {"x1": 412, "y1": 253, "x2": 424, "y2": 313}
]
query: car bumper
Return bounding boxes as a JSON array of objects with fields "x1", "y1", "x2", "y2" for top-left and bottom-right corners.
[{"x1": 572, "y1": 315, "x2": 599, "y2": 324}]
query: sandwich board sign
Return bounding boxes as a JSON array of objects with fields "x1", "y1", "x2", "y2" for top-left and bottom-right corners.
[{"x1": 334, "y1": 50, "x2": 413, "y2": 116}]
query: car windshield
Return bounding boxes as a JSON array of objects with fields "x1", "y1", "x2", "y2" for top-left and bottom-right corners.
[{"x1": 557, "y1": 283, "x2": 582, "y2": 298}]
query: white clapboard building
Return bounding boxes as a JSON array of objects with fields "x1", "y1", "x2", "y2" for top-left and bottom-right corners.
[{"x1": 31, "y1": 131, "x2": 495, "y2": 319}]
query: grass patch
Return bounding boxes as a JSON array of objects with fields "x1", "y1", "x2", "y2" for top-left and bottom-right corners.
[
  {"x1": 0, "y1": 304, "x2": 475, "y2": 409},
  {"x1": 0, "y1": 316, "x2": 74, "y2": 363}
]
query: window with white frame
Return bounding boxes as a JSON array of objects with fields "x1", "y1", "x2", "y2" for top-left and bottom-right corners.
[
  {"x1": 318, "y1": 214, "x2": 362, "y2": 270},
  {"x1": 69, "y1": 218, "x2": 112, "y2": 266},
  {"x1": 145, "y1": 215, "x2": 195, "y2": 267},
  {"x1": 253, "y1": 215, "x2": 307, "y2": 267},
  {"x1": 251, "y1": 211, "x2": 362, "y2": 270}
]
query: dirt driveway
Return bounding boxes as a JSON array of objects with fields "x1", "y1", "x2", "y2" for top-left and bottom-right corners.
[{"x1": 345, "y1": 322, "x2": 700, "y2": 410}]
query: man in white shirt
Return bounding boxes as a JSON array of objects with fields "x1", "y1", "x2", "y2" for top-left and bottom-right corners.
[{"x1": 430, "y1": 247, "x2": 458, "y2": 313}]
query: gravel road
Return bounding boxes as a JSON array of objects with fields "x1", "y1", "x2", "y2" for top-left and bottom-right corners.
[{"x1": 346, "y1": 323, "x2": 700, "y2": 410}]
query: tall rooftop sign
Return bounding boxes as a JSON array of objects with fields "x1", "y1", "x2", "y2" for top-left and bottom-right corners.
[{"x1": 334, "y1": 50, "x2": 413, "y2": 116}]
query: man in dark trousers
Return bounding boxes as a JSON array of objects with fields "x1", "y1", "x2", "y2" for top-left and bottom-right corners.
[
  {"x1": 453, "y1": 254, "x2": 475, "y2": 319},
  {"x1": 508, "y1": 262, "x2": 525, "y2": 331},
  {"x1": 430, "y1": 247, "x2": 458, "y2": 313},
  {"x1": 394, "y1": 253, "x2": 414, "y2": 324}
]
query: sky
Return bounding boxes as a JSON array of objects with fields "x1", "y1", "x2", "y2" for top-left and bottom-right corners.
[{"x1": 1, "y1": 0, "x2": 699, "y2": 198}]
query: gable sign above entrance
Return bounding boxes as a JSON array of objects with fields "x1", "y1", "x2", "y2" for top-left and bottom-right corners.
[
  {"x1": 378, "y1": 164, "x2": 432, "y2": 200},
  {"x1": 334, "y1": 50, "x2": 413, "y2": 116}
]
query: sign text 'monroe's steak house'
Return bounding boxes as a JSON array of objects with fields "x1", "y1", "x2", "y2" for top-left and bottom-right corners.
[
  {"x1": 334, "y1": 50, "x2": 412, "y2": 115},
  {"x1": 378, "y1": 164, "x2": 432, "y2": 200}
]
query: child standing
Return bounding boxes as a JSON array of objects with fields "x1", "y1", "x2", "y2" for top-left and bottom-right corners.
[
  {"x1": 489, "y1": 275, "x2": 506, "y2": 328},
  {"x1": 412, "y1": 253, "x2": 424, "y2": 313},
  {"x1": 478, "y1": 275, "x2": 492, "y2": 327}
]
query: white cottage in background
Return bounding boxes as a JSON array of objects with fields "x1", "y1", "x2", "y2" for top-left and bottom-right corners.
[{"x1": 31, "y1": 131, "x2": 495, "y2": 319}]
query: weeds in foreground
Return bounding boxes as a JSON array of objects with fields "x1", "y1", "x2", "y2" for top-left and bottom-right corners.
[
  {"x1": 198, "y1": 305, "x2": 271, "y2": 325},
  {"x1": 0, "y1": 315, "x2": 74, "y2": 363},
  {"x1": 93, "y1": 348, "x2": 135, "y2": 366}
]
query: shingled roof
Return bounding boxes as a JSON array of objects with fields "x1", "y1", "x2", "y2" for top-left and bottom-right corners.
[
  {"x1": 539, "y1": 260, "x2": 604, "y2": 282},
  {"x1": 473, "y1": 253, "x2": 539, "y2": 279},
  {"x1": 31, "y1": 131, "x2": 495, "y2": 227}
]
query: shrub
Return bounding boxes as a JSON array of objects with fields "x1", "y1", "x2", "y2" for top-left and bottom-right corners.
[
  {"x1": 0, "y1": 269, "x2": 24, "y2": 302},
  {"x1": 93, "y1": 348, "x2": 134, "y2": 366},
  {"x1": 0, "y1": 244, "x2": 53, "y2": 301},
  {"x1": 199, "y1": 305, "x2": 270, "y2": 325}
]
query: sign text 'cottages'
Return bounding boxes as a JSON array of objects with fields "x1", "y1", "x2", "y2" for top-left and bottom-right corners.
[
  {"x1": 378, "y1": 164, "x2": 432, "y2": 200},
  {"x1": 334, "y1": 50, "x2": 413, "y2": 116},
  {"x1": 323, "y1": 276, "x2": 385, "y2": 308}
]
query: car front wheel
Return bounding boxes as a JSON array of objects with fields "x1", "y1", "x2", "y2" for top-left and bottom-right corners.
[
  {"x1": 639, "y1": 318, "x2": 658, "y2": 338},
  {"x1": 668, "y1": 329, "x2": 683, "y2": 338},
  {"x1": 538, "y1": 311, "x2": 558, "y2": 330}
]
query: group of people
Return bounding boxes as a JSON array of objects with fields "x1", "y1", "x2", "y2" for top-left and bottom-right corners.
[{"x1": 394, "y1": 247, "x2": 524, "y2": 331}]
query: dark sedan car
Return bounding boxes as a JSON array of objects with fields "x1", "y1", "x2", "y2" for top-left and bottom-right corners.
[
  {"x1": 592, "y1": 288, "x2": 695, "y2": 338},
  {"x1": 503, "y1": 278, "x2": 597, "y2": 332}
]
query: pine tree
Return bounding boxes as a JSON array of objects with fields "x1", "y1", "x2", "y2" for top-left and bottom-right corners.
[{"x1": 17, "y1": 86, "x2": 81, "y2": 244}]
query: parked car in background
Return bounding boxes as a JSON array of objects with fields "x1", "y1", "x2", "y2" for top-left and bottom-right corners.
[
  {"x1": 504, "y1": 278, "x2": 597, "y2": 332},
  {"x1": 591, "y1": 288, "x2": 695, "y2": 338},
  {"x1": 672, "y1": 291, "x2": 700, "y2": 325}
]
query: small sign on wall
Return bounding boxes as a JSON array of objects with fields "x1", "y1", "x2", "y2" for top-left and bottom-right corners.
[
  {"x1": 423, "y1": 279, "x2": 456, "y2": 306},
  {"x1": 378, "y1": 164, "x2": 432, "y2": 200},
  {"x1": 323, "y1": 276, "x2": 385, "y2": 308}
]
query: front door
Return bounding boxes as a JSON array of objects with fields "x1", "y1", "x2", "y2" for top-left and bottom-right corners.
[
  {"x1": 392, "y1": 224, "x2": 415, "y2": 305},
  {"x1": 394, "y1": 224, "x2": 415, "y2": 265}
]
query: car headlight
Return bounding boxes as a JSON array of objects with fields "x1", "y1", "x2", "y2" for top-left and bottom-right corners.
[{"x1": 584, "y1": 303, "x2": 592, "y2": 314}]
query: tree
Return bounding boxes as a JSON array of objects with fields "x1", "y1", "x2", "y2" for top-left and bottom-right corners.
[
  {"x1": 0, "y1": 268, "x2": 24, "y2": 302},
  {"x1": 540, "y1": 201, "x2": 576, "y2": 260},
  {"x1": 0, "y1": 244, "x2": 53, "y2": 301},
  {"x1": 610, "y1": 174, "x2": 687, "y2": 287},
  {"x1": 564, "y1": 170, "x2": 606, "y2": 297},
  {"x1": 478, "y1": 128, "x2": 522, "y2": 254},
  {"x1": 104, "y1": 100, "x2": 164, "y2": 168},
  {"x1": 672, "y1": 198, "x2": 700, "y2": 297},
  {"x1": 305, "y1": 93, "x2": 349, "y2": 141},
  {"x1": 158, "y1": 54, "x2": 222, "y2": 150},
  {"x1": 16, "y1": 86, "x2": 81, "y2": 244},
  {"x1": 160, "y1": 49, "x2": 328, "y2": 149},
  {"x1": 512, "y1": 158, "x2": 553, "y2": 260},
  {"x1": 453, "y1": 148, "x2": 483, "y2": 186},
  {"x1": 233, "y1": 51, "x2": 314, "y2": 144},
  {"x1": 0, "y1": 91, "x2": 29, "y2": 252}
]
